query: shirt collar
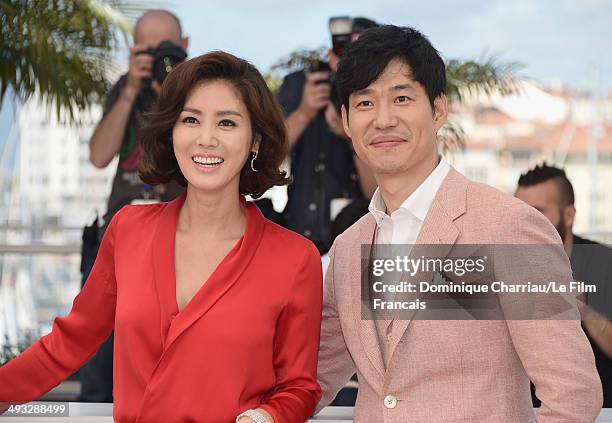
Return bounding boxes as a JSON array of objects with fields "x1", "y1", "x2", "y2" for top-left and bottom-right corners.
[{"x1": 368, "y1": 156, "x2": 451, "y2": 226}]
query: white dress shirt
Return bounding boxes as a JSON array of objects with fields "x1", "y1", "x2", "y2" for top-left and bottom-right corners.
[
  {"x1": 368, "y1": 156, "x2": 451, "y2": 367},
  {"x1": 368, "y1": 156, "x2": 451, "y2": 245}
]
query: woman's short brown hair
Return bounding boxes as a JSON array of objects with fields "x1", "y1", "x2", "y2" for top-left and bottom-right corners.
[{"x1": 138, "y1": 51, "x2": 291, "y2": 198}]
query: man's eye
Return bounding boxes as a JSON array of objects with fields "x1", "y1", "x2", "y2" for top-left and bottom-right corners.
[
  {"x1": 395, "y1": 96, "x2": 411, "y2": 103},
  {"x1": 182, "y1": 116, "x2": 198, "y2": 124},
  {"x1": 219, "y1": 119, "x2": 236, "y2": 127},
  {"x1": 356, "y1": 100, "x2": 373, "y2": 107}
]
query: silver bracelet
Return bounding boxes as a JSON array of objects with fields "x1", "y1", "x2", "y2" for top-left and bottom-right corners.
[{"x1": 236, "y1": 409, "x2": 268, "y2": 423}]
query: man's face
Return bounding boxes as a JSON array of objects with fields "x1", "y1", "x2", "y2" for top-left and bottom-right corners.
[
  {"x1": 341, "y1": 58, "x2": 447, "y2": 177},
  {"x1": 134, "y1": 13, "x2": 187, "y2": 50},
  {"x1": 514, "y1": 179, "x2": 573, "y2": 239}
]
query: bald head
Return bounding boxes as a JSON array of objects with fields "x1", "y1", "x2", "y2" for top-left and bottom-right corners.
[{"x1": 134, "y1": 10, "x2": 184, "y2": 48}]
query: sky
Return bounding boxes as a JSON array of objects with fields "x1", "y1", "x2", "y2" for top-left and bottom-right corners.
[
  {"x1": 160, "y1": 0, "x2": 611, "y2": 92},
  {"x1": 1, "y1": 0, "x2": 610, "y2": 149}
]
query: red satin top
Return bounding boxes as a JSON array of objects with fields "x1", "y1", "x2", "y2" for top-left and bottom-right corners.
[{"x1": 0, "y1": 193, "x2": 323, "y2": 422}]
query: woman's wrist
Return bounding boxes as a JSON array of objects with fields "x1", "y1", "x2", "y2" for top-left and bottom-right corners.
[{"x1": 236, "y1": 408, "x2": 273, "y2": 423}]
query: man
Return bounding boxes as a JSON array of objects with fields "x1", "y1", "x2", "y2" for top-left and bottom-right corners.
[
  {"x1": 81, "y1": 9, "x2": 188, "y2": 402},
  {"x1": 516, "y1": 163, "x2": 612, "y2": 407},
  {"x1": 277, "y1": 17, "x2": 378, "y2": 253},
  {"x1": 89, "y1": 9, "x2": 188, "y2": 212},
  {"x1": 316, "y1": 25, "x2": 602, "y2": 422}
]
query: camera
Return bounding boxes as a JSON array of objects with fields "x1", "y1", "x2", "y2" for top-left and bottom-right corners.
[
  {"x1": 329, "y1": 16, "x2": 353, "y2": 57},
  {"x1": 136, "y1": 40, "x2": 187, "y2": 85}
]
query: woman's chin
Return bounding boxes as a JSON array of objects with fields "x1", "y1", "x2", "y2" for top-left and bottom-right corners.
[{"x1": 184, "y1": 174, "x2": 238, "y2": 194}]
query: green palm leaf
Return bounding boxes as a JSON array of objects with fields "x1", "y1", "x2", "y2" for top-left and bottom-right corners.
[
  {"x1": 0, "y1": 0, "x2": 147, "y2": 124},
  {"x1": 446, "y1": 54, "x2": 521, "y2": 104}
]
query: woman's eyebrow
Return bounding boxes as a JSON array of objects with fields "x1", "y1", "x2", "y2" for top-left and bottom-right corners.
[
  {"x1": 216, "y1": 110, "x2": 243, "y2": 118},
  {"x1": 182, "y1": 107, "x2": 201, "y2": 114},
  {"x1": 180, "y1": 108, "x2": 243, "y2": 118}
]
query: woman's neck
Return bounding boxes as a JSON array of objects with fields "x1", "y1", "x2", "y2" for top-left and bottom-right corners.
[{"x1": 177, "y1": 185, "x2": 246, "y2": 240}]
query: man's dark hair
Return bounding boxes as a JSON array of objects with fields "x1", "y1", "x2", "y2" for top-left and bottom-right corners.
[
  {"x1": 518, "y1": 162, "x2": 575, "y2": 206},
  {"x1": 138, "y1": 51, "x2": 291, "y2": 198},
  {"x1": 336, "y1": 25, "x2": 446, "y2": 112}
]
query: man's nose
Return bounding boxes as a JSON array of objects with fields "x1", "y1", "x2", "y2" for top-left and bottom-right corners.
[{"x1": 373, "y1": 103, "x2": 398, "y2": 129}]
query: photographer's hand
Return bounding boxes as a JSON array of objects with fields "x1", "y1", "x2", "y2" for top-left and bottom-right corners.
[
  {"x1": 285, "y1": 71, "x2": 330, "y2": 150},
  {"x1": 299, "y1": 71, "x2": 330, "y2": 119},
  {"x1": 125, "y1": 44, "x2": 154, "y2": 99},
  {"x1": 89, "y1": 44, "x2": 152, "y2": 169}
]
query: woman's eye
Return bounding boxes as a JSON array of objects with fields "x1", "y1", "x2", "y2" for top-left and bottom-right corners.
[
  {"x1": 219, "y1": 119, "x2": 236, "y2": 127},
  {"x1": 395, "y1": 96, "x2": 411, "y2": 103},
  {"x1": 182, "y1": 116, "x2": 198, "y2": 124}
]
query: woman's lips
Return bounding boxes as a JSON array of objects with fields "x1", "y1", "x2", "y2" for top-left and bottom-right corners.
[{"x1": 191, "y1": 156, "x2": 224, "y2": 173}]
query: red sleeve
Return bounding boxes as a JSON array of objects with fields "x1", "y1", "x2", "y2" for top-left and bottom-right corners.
[
  {"x1": 259, "y1": 242, "x2": 323, "y2": 423},
  {"x1": 0, "y1": 208, "x2": 123, "y2": 403}
]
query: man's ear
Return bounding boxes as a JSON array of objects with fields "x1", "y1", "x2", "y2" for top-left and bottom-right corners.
[
  {"x1": 252, "y1": 133, "x2": 262, "y2": 154},
  {"x1": 181, "y1": 36, "x2": 189, "y2": 51},
  {"x1": 341, "y1": 105, "x2": 351, "y2": 139},
  {"x1": 564, "y1": 204, "x2": 576, "y2": 229},
  {"x1": 433, "y1": 94, "x2": 448, "y2": 131}
]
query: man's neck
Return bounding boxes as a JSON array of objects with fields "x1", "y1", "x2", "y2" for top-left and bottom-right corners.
[
  {"x1": 376, "y1": 154, "x2": 440, "y2": 215},
  {"x1": 564, "y1": 231, "x2": 575, "y2": 257}
]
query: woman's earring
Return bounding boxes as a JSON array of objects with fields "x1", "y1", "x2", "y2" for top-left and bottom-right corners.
[{"x1": 250, "y1": 151, "x2": 259, "y2": 172}]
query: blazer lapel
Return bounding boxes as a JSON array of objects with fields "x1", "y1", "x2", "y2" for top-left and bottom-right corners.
[
  {"x1": 387, "y1": 168, "x2": 466, "y2": 361},
  {"x1": 350, "y1": 214, "x2": 386, "y2": 377}
]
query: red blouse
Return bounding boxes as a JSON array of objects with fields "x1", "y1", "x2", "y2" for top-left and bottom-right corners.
[{"x1": 0, "y1": 193, "x2": 323, "y2": 422}]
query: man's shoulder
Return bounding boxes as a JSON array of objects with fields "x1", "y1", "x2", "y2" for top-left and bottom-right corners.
[
  {"x1": 461, "y1": 173, "x2": 535, "y2": 219},
  {"x1": 106, "y1": 74, "x2": 128, "y2": 97},
  {"x1": 333, "y1": 212, "x2": 375, "y2": 249},
  {"x1": 103, "y1": 74, "x2": 129, "y2": 112},
  {"x1": 572, "y1": 234, "x2": 612, "y2": 264},
  {"x1": 573, "y1": 234, "x2": 601, "y2": 246},
  {"x1": 282, "y1": 70, "x2": 306, "y2": 83},
  {"x1": 279, "y1": 70, "x2": 307, "y2": 93},
  {"x1": 454, "y1": 170, "x2": 560, "y2": 243},
  {"x1": 113, "y1": 74, "x2": 128, "y2": 89}
]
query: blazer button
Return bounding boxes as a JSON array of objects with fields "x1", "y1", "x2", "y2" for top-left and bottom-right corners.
[{"x1": 384, "y1": 394, "x2": 397, "y2": 409}]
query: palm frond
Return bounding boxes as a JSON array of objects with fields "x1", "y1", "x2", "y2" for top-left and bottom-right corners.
[
  {"x1": 270, "y1": 47, "x2": 329, "y2": 75},
  {"x1": 0, "y1": 0, "x2": 150, "y2": 125},
  {"x1": 446, "y1": 53, "x2": 522, "y2": 104},
  {"x1": 438, "y1": 118, "x2": 467, "y2": 152}
]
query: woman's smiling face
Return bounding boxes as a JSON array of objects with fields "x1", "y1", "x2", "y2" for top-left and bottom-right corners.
[{"x1": 172, "y1": 79, "x2": 258, "y2": 194}]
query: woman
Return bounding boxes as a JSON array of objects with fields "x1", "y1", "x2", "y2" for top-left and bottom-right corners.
[{"x1": 0, "y1": 52, "x2": 323, "y2": 423}]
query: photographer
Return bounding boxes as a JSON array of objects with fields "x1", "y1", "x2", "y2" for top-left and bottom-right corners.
[
  {"x1": 81, "y1": 9, "x2": 188, "y2": 402},
  {"x1": 279, "y1": 17, "x2": 378, "y2": 254}
]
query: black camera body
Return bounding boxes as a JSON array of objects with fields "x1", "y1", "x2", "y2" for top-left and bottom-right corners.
[{"x1": 136, "y1": 41, "x2": 187, "y2": 84}]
